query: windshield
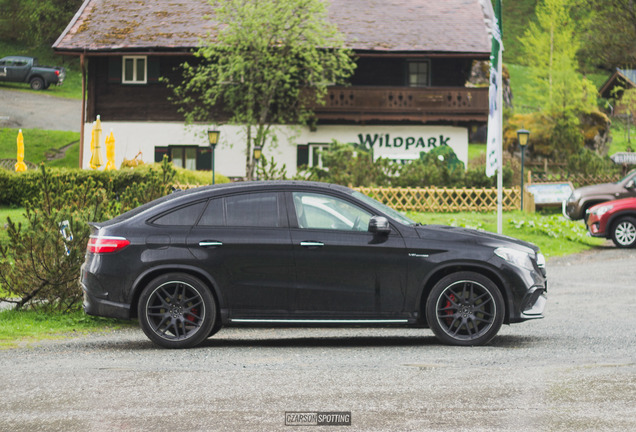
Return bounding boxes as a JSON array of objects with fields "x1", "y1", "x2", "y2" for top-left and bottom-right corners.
[
  {"x1": 352, "y1": 191, "x2": 416, "y2": 226},
  {"x1": 618, "y1": 169, "x2": 636, "y2": 184}
]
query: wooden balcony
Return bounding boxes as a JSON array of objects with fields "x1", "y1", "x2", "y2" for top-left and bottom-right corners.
[{"x1": 310, "y1": 86, "x2": 488, "y2": 123}]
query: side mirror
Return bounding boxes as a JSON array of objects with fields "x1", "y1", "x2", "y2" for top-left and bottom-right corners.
[
  {"x1": 368, "y1": 216, "x2": 391, "y2": 235},
  {"x1": 626, "y1": 179, "x2": 636, "y2": 189}
]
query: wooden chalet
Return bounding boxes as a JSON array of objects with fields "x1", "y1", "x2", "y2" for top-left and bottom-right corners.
[{"x1": 54, "y1": 0, "x2": 495, "y2": 175}]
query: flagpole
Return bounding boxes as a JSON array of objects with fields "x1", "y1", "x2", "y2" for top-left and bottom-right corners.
[
  {"x1": 497, "y1": 41, "x2": 503, "y2": 234},
  {"x1": 485, "y1": 0, "x2": 504, "y2": 234}
]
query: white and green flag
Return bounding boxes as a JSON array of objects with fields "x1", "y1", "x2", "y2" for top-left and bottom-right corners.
[{"x1": 486, "y1": 0, "x2": 503, "y2": 178}]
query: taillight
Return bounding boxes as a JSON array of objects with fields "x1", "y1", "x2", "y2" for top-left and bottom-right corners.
[
  {"x1": 87, "y1": 236, "x2": 130, "y2": 254},
  {"x1": 55, "y1": 70, "x2": 60, "y2": 76}
]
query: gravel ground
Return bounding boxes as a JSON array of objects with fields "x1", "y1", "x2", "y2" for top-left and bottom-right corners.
[
  {"x1": 0, "y1": 88, "x2": 80, "y2": 132},
  {"x1": 0, "y1": 246, "x2": 634, "y2": 432}
]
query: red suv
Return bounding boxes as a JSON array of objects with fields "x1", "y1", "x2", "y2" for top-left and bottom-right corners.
[{"x1": 586, "y1": 197, "x2": 636, "y2": 248}]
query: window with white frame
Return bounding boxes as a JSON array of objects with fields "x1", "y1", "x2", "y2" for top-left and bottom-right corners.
[
  {"x1": 407, "y1": 60, "x2": 430, "y2": 87},
  {"x1": 309, "y1": 144, "x2": 330, "y2": 169},
  {"x1": 122, "y1": 56, "x2": 147, "y2": 84}
]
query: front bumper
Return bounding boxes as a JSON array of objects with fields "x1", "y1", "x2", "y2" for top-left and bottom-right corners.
[{"x1": 519, "y1": 286, "x2": 547, "y2": 320}]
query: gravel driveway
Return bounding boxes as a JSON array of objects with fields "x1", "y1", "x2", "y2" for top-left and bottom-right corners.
[
  {"x1": 0, "y1": 247, "x2": 634, "y2": 432},
  {"x1": 0, "y1": 88, "x2": 80, "y2": 132}
]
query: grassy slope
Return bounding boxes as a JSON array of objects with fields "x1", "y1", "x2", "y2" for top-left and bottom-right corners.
[
  {"x1": 408, "y1": 210, "x2": 604, "y2": 258},
  {"x1": 0, "y1": 127, "x2": 80, "y2": 167}
]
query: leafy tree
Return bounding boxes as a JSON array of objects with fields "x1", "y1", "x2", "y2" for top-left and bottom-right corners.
[
  {"x1": 517, "y1": 0, "x2": 598, "y2": 159},
  {"x1": 0, "y1": 0, "x2": 83, "y2": 45},
  {"x1": 571, "y1": 0, "x2": 636, "y2": 70},
  {"x1": 169, "y1": 0, "x2": 356, "y2": 180}
]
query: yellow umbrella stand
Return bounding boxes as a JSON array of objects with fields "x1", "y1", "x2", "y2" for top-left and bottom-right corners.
[
  {"x1": 15, "y1": 129, "x2": 27, "y2": 172},
  {"x1": 104, "y1": 130, "x2": 116, "y2": 171},
  {"x1": 89, "y1": 115, "x2": 103, "y2": 169}
]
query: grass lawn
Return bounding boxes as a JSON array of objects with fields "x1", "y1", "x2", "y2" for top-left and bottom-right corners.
[
  {"x1": 1, "y1": 127, "x2": 80, "y2": 167},
  {"x1": 408, "y1": 209, "x2": 603, "y2": 258},
  {"x1": 608, "y1": 120, "x2": 635, "y2": 155},
  {"x1": 0, "y1": 309, "x2": 135, "y2": 349}
]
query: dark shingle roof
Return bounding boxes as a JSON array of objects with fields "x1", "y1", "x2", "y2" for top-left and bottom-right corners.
[{"x1": 54, "y1": 0, "x2": 493, "y2": 54}]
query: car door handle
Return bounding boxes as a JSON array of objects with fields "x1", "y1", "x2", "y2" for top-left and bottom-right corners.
[
  {"x1": 300, "y1": 241, "x2": 324, "y2": 248},
  {"x1": 199, "y1": 241, "x2": 223, "y2": 247}
]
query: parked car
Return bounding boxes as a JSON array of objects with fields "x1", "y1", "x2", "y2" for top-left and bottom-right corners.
[
  {"x1": 586, "y1": 197, "x2": 636, "y2": 248},
  {"x1": 81, "y1": 181, "x2": 547, "y2": 348},
  {"x1": 0, "y1": 56, "x2": 65, "y2": 90},
  {"x1": 563, "y1": 169, "x2": 636, "y2": 221}
]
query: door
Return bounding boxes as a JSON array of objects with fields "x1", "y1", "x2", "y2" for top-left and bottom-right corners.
[
  {"x1": 6, "y1": 59, "x2": 30, "y2": 82},
  {"x1": 288, "y1": 191, "x2": 408, "y2": 319},
  {"x1": 186, "y1": 192, "x2": 296, "y2": 317}
]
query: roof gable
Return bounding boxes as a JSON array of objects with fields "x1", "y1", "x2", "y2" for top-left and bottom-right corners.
[
  {"x1": 54, "y1": 0, "x2": 493, "y2": 54},
  {"x1": 599, "y1": 68, "x2": 636, "y2": 98}
]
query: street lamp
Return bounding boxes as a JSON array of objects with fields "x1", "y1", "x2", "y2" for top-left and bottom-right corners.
[
  {"x1": 208, "y1": 129, "x2": 220, "y2": 185},
  {"x1": 517, "y1": 128, "x2": 530, "y2": 211},
  {"x1": 253, "y1": 145, "x2": 262, "y2": 180}
]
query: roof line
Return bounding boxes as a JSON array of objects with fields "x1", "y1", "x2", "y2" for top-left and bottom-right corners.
[{"x1": 52, "y1": 0, "x2": 91, "y2": 49}]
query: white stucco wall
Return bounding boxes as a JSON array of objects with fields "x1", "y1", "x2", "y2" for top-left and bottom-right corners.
[{"x1": 82, "y1": 121, "x2": 468, "y2": 178}]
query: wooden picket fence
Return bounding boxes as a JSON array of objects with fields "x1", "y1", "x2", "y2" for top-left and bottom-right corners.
[
  {"x1": 530, "y1": 172, "x2": 622, "y2": 188},
  {"x1": 173, "y1": 183, "x2": 522, "y2": 213},
  {"x1": 355, "y1": 186, "x2": 521, "y2": 212}
]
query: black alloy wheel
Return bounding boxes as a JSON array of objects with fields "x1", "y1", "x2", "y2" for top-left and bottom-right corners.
[
  {"x1": 138, "y1": 273, "x2": 217, "y2": 348},
  {"x1": 426, "y1": 271, "x2": 504, "y2": 346},
  {"x1": 611, "y1": 216, "x2": 636, "y2": 248}
]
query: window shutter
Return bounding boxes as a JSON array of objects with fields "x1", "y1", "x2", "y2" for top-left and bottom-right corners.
[
  {"x1": 108, "y1": 57, "x2": 122, "y2": 83},
  {"x1": 297, "y1": 145, "x2": 309, "y2": 167},
  {"x1": 148, "y1": 57, "x2": 160, "y2": 83}
]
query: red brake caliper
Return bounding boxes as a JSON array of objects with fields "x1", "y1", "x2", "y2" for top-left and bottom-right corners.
[
  {"x1": 185, "y1": 308, "x2": 198, "y2": 325},
  {"x1": 444, "y1": 294, "x2": 456, "y2": 325}
]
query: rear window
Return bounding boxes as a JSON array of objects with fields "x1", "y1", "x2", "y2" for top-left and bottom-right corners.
[{"x1": 152, "y1": 201, "x2": 206, "y2": 226}]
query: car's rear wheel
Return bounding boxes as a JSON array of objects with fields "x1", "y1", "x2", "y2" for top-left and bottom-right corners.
[
  {"x1": 138, "y1": 273, "x2": 217, "y2": 348},
  {"x1": 426, "y1": 272, "x2": 504, "y2": 346},
  {"x1": 611, "y1": 216, "x2": 636, "y2": 248},
  {"x1": 29, "y1": 77, "x2": 44, "y2": 90}
]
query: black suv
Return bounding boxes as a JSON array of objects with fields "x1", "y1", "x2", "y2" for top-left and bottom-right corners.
[{"x1": 81, "y1": 181, "x2": 547, "y2": 348}]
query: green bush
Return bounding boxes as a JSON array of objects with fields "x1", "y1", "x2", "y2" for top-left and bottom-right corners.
[
  {"x1": 298, "y1": 141, "x2": 515, "y2": 188},
  {"x1": 0, "y1": 164, "x2": 174, "y2": 207},
  {"x1": 0, "y1": 158, "x2": 178, "y2": 311}
]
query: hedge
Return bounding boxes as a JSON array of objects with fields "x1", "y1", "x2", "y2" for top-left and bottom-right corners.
[{"x1": 0, "y1": 167, "x2": 168, "y2": 207}]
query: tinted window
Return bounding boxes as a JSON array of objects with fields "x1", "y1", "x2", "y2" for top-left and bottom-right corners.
[
  {"x1": 153, "y1": 201, "x2": 205, "y2": 226},
  {"x1": 226, "y1": 193, "x2": 279, "y2": 227},
  {"x1": 198, "y1": 198, "x2": 224, "y2": 226}
]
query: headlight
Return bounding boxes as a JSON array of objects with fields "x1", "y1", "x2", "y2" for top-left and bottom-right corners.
[
  {"x1": 536, "y1": 252, "x2": 546, "y2": 269},
  {"x1": 591, "y1": 204, "x2": 613, "y2": 217},
  {"x1": 494, "y1": 247, "x2": 534, "y2": 270}
]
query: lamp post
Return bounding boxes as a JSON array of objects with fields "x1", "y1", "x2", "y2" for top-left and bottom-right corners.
[
  {"x1": 208, "y1": 130, "x2": 220, "y2": 184},
  {"x1": 253, "y1": 145, "x2": 262, "y2": 180},
  {"x1": 517, "y1": 128, "x2": 530, "y2": 211}
]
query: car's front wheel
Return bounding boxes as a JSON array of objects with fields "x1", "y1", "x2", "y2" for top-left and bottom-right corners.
[
  {"x1": 611, "y1": 216, "x2": 636, "y2": 248},
  {"x1": 138, "y1": 273, "x2": 217, "y2": 348},
  {"x1": 426, "y1": 271, "x2": 504, "y2": 346}
]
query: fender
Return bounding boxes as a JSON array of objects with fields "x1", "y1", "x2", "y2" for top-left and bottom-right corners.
[
  {"x1": 130, "y1": 263, "x2": 227, "y2": 311},
  {"x1": 415, "y1": 259, "x2": 512, "y2": 320}
]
